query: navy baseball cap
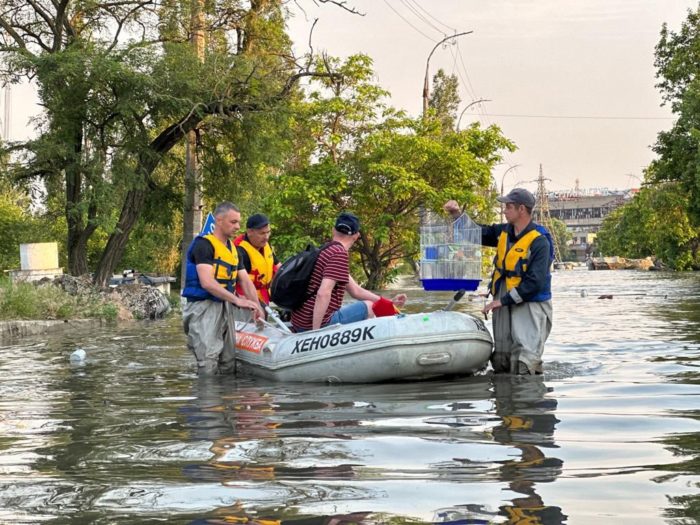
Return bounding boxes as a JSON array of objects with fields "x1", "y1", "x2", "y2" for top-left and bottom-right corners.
[
  {"x1": 246, "y1": 213, "x2": 269, "y2": 229},
  {"x1": 335, "y1": 212, "x2": 360, "y2": 235}
]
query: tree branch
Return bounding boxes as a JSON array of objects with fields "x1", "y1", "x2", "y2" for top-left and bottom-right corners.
[
  {"x1": 0, "y1": 15, "x2": 29, "y2": 51},
  {"x1": 313, "y1": 0, "x2": 364, "y2": 15},
  {"x1": 26, "y1": 0, "x2": 56, "y2": 35}
]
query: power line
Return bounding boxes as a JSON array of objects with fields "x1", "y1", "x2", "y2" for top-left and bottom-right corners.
[
  {"x1": 398, "y1": 0, "x2": 446, "y2": 37},
  {"x1": 478, "y1": 113, "x2": 674, "y2": 121},
  {"x1": 447, "y1": 44, "x2": 477, "y2": 102},
  {"x1": 382, "y1": 0, "x2": 436, "y2": 42},
  {"x1": 455, "y1": 44, "x2": 480, "y2": 107},
  {"x1": 405, "y1": 0, "x2": 457, "y2": 34}
]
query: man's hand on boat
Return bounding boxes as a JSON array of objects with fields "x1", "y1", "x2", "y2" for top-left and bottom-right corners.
[
  {"x1": 391, "y1": 293, "x2": 407, "y2": 308},
  {"x1": 233, "y1": 296, "x2": 264, "y2": 320}
]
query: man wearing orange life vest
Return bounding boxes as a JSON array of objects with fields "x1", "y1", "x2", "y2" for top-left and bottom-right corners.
[{"x1": 234, "y1": 213, "x2": 281, "y2": 306}]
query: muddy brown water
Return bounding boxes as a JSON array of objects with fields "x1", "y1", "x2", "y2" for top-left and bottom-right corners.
[{"x1": 0, "y1": 269, "x2": 698, "y2": 524}]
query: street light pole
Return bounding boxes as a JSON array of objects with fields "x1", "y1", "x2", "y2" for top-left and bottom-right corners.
[
  {"x1": 422, "y1": 31, "x2": 473, "y2": 117},
  {"x1": 500, "y1": 164, "x2": 521, "y2": 221},
  {"x1": 456, "y1": 98, "x2": 490, "y2": 130}
]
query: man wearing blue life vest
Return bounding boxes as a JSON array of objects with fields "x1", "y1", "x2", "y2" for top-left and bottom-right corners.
[
  {"x1": 182, "y1": 202, "x2": 265, "y2": 374},
  {"x1": 445, "y1": 188, "x2": 554, "y2": 375}
]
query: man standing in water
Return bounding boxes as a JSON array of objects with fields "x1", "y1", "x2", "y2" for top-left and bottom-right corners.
[
  {"x1": 445, "y1": 188, "x2": 553, "y2": 375},
  {"x1": 181, "y1": 202, "x2": 264, "y2": 374}
]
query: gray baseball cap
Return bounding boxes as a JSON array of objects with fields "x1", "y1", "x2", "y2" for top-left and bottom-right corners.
[{"x1": 496, "y1": 188, "x2": 536, "y2": 208}]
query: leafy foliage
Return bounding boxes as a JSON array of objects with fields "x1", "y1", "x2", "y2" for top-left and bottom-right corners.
[
  {"x1": 652, "y1": 7, "x2": 700, "y2": 225},
  {"x1": 0, "y1": 278, "x2": 118, "y2": 321},
  {"x1": 266, "y1": 55, "x2": 514, "y2": 289},
  {"x1": 595, "y1": 7, "x2": 700, "y2": 270},
  {"x1": 596, "y1": 184, "x2": 699, "y2": 269},
  {"x1": 549, "y1": 218, "x2": 574, "y2": 261},
  {"x1": 0, "y1": 0, "x2": 314, "y2": 285},
  {"x1": 429, "y1": 68, "x2": 461, "y2": 133}
]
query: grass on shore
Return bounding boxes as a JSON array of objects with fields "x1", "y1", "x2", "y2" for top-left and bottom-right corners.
[{"x1": 0, "y1": 278, "x2": 119, "y2": 321}]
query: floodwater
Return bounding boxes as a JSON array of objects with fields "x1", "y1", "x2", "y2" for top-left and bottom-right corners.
[{"x1": 0, "y1": 269, "x2": 698, "y2": 524}]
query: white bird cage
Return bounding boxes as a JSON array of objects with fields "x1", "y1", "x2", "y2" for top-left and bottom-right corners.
[{"x1": 419, "y1": 211, "x2": 482, "y2": 291}]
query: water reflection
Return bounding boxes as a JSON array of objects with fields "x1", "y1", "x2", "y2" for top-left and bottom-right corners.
[
  {"x1": 182, "y1": 378, "x2": 373, "y2": 524},
  {"x1": 192, "y1": 511, "x2": 375, "y2": 525},
  {"x1": 0, "y1": 271, "x2": 698, "y2": 524},
  {"x1": 492, "y1": 375, "x2": 565, "y2": 524},
  {"x1": 178, "y1": 373, "x2": 569, "y2": 525},
  {"x1": 430, "y1": 375, "x2": 565, "y2": 524}
]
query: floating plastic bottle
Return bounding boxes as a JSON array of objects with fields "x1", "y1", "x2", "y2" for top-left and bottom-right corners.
[
  {"x1": 69, "y1": 348, "x2": 86, "y2": 363},
  {"x1": 419, "y1": 211, "x2": 482, "y2": 291}
]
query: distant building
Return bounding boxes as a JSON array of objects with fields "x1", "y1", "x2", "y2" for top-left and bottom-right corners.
[{"x1": 534, "y1": 188, "x2": 636, "y2": 261}]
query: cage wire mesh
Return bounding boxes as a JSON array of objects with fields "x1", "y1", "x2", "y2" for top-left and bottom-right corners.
[{"x1": 419, "y1": 211, "x2": 482, "y2": 291}]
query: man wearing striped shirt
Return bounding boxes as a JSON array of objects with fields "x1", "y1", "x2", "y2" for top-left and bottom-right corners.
[{"x1": 291, "y1": 212, "x2": 406, "y2": 332}]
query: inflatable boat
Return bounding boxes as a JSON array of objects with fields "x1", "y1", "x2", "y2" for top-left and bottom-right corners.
[{"x1": 233, "y1": 311, "x2": 493, "y2": 383}]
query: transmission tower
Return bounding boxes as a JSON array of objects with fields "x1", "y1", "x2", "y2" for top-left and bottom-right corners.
[{"x1": 535, "y1": 164, "x2": 562, "y2": 263}]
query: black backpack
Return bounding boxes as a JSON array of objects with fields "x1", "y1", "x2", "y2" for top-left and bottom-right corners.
[{"x1": 270, "y1": 243, "x2": 330, "y2": 310}]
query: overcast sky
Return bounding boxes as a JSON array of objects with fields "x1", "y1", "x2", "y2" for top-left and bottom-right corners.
[
  {"x1": 6, "y1": 0, "x2": 698, "y2": 193},
  {"x1": 286, "y1": 0, "x2": 698, "y2": 192}
]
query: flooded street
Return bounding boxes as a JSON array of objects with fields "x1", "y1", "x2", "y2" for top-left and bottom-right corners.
[{"x1": 1, "y1": 269, "x2": 699, "y2": 524}]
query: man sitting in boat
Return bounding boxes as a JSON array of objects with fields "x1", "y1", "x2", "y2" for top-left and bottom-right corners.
[
  {"x1": 181, "y1": 202, "x2": 265, "y2": 374},
  {"x1": 233, "y1": 213, "x2": 280, "y2": 306},
  {"x1": 291, "y1": 211, "x2": 407, "y2": 332}
]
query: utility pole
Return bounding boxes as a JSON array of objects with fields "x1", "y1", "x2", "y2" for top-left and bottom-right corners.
[
  {"x1": 422, "y1": 31, "x2": 472, "y2": 117},
  {"x1": 0, "y1": 85, "x2": 10, "y2": 140},
  {"x1": 535, "y1": 164, "x2": 562, "y2": 263},
  {"x1": 181, "y1": 0, "x2": 206, "y2": 287}
]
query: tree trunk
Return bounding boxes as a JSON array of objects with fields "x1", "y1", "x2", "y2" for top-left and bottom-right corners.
[
  {"x1": 93, "y1": 187, "x2": 147, "y2": 287},
  {"x1": 364, "y1": 255, "x2": 387, "y2": 291},
  {"x1": 365, "y1": 268, "x2": 386, "y2": 291},
  {"x1": 65, "y1": 129, "x2": 89, "y2": 275}
]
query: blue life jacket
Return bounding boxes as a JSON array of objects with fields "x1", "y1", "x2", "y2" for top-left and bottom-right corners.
[{"x1": 181, "y1": 234, "x2": 239, "y2": 302}]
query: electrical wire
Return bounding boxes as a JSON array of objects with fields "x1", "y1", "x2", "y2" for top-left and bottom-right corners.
[
  {"x1": 405, "y1": 0, "x2": 457, "y2": 34},
  {"x1": 398, "y1": 0, "x2": 447, "y2": 37},
  {"x1": 478, "y1": 113, "x2": 674, "y2": 120},
  {"x1": 381, "y1": 0, "x2": 436, "y2": 42}
]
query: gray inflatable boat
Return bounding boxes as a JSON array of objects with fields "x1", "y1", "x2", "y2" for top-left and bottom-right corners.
[{"x1": 233, "y1": 311, "x2": 493, "y2": 383}]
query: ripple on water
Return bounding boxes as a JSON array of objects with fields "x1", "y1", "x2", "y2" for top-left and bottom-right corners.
[{"x1": 0, "y1": 272, "x2": 698, "y2": 523}]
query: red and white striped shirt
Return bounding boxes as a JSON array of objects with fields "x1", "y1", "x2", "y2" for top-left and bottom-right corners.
[{"x1": 291, "y1": 241, "x2": 349, "y2": 330}]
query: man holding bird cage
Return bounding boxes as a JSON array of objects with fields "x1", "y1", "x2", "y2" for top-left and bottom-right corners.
[{"x1": 445, "y1": 188, "x2": 554, "y2": 375}]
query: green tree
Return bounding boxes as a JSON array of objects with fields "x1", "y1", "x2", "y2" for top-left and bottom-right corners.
[
  {"x1": 549, "y1": 218, "x2": 574, "y2": 261},
  {"x1": 0, "y1": 0, "x2": 327, "y2": 286},
  {"x1": 266, "y1": 55, "x2": 514, "y2": 288},
  {"x1": 0, "y1": 182, "x2": 55, "y2": 273},
  {"x1": 652, "y1": 7, "x2": 700, "y2": 226},
  {"x1": 429, "y1": 68, "x2": 461, "y2": 133},
  {"x1": 596, "y1": 184, "x2": 699, "y2": 269}
]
